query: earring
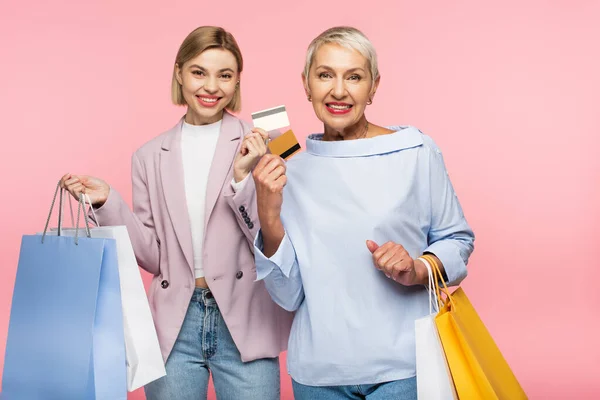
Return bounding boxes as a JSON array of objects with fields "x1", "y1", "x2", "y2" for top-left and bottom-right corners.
[
  {"x1": 307, "y1": 95, "x2": 312, "y2": 102},
  {"x1": 367, "y1": 98, "x2": 373, "y2": 105}
]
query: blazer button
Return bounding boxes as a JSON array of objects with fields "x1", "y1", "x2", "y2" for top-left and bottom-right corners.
[
  {"x1": 248, "y1": 222, "x2": 254, "y2": 229},
  {"x1": 236, "y1": 271, "x2": 243, "y2": 280},
  {"x1": 239, "y1": 205, "x2": 245, "y2": 213},
  {"x1": 161, "y1": 280, "x2": 169, "y2": 289},
  {"x1": 241, "y1": 211, "x2": 248, "y2": 218},
  {"x1": 244, "y1": 216, "x2": 251, "y2": 224}
]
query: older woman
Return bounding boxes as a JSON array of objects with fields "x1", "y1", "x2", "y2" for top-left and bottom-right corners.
[{"x1": 252, "y1": 27, "x2": 475, "y2": 399}]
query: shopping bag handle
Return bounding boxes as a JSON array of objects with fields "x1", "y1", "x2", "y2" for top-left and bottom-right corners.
[
  {"x1": 422, "y1": 258, "x2": 440, "y2": 314},
  {"x1": 82, "y1": 193, "x2": 100, "y2": 227},
  {"x1": 41, "y1": 181, "x2": 92, "y2": 244},
  {"x1": 430, "y1": 261, "x2": 456, "y2": 311},
  {"x1": 73, "y1": 193, "x2": 92, "y2": 244},
  {"x1": 62, "y1": 191, "x2": 99, "y2": 228}
]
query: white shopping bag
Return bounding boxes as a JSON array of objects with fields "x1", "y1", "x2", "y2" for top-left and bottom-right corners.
[
  {"x1": 415, "y1": 259, "x2": 458, "y2": 400},
  {"x1": 44, "y1": 194, "x2": 166, "y2": 391}
]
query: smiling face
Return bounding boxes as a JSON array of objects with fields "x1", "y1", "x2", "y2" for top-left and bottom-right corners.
[
  {"x1": 175, "y1": 48, "x2": 239, "y2": 125},
  {"x1": 303, "y1": 43, "x2": 379, "y2": 136}
]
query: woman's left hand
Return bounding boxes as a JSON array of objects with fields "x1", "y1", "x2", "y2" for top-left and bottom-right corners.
[
  {"x1": 366, "y1": 240, "x2": 426, "y2": 286},
  {"x1": 233, "y1": 128, "x2": 270, "y2": 182}
]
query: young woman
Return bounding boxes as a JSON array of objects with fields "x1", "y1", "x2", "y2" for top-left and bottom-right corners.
[{"x1": 61, "y1": 26, "x2": 292, "y2": 400}]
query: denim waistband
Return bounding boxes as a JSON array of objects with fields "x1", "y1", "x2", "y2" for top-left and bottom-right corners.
[{"x1": 190, "y1": 286, "x2": 217, "y2": 306}]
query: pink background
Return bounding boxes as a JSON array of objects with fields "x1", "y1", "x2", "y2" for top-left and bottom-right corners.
[{"x1": 1, "y1": 1, "x2": 599, "y2": 399}]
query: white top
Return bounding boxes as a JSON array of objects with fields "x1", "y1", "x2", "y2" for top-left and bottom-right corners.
[
  {"x1": 181, "y1": 120, "x2": 221, "y2": 279},
  {"x1": 181, "y1": 119, "x2": 250, "y2": 279}
]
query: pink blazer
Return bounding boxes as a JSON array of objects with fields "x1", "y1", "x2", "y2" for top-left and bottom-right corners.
[{"x1": 94, "y1": 111, "x2": 293, "y2": 362}]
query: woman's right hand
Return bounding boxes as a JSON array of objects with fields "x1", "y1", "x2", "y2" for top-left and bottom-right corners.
[
  {"x1": 253, "y1": 154, "x2": 287, "y2": 257},
  {"x1": 60, "y1": 173, "x2": 110, "y2": 207},
  {"x1": 252, "y1": 154, "x2": 287, "y2": 225}
]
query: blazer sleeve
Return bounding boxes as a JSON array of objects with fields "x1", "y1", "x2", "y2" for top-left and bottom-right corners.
[
  {"x1": 222, "y1": 120, "x2": 281, "y2": 252},
  {"x1": 223, "y1": 175, "x2": 260, "y2": 252},
  {"x1": 92, "y1": 152, "x2": 161, "y2": 275}
]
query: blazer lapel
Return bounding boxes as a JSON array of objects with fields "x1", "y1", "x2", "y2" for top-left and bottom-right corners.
[
  {"x1": 160, "y1": 118, "x2": 194, "y2": 273},
  {"x1": 204, "y1": 111, "x2": 244, "y2": 232}
]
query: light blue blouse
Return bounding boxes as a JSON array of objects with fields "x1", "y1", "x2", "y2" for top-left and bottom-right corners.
[{"x1": 254, "y1": 126, "x2": 475, "y2": 386}]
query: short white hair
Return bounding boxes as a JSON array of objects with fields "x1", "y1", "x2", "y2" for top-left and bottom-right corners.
[{"x1": 303, "y1": 26, "x2": 379, "y2": 82}]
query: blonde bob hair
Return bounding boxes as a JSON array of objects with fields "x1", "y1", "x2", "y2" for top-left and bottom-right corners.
[{"x1": 171, "y1": 26, "x2": 243, "y2": 112}]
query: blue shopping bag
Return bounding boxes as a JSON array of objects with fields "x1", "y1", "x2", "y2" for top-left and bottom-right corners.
[{"x1": 1, "y1": 187, "x2": 127, "y2": 400}]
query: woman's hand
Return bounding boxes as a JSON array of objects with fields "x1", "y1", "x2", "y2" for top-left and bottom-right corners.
[
  {"x1": 59, "y1": 173, "x2": 110, "y2": 207},
  {"x1": 233, "y1": 128, "x2": 270, "y2": 182},
  {"x1": 252, "y1": 154, "x2": 286, "y2": 224},
  {"x1": 252, "y1": 154, "x2": 287, "y2": 257},
  {"x1": 366, "y1": 240, "x2": 428, "y2": 286}
]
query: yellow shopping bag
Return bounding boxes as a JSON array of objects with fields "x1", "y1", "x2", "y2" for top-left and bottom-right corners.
[{"x1": 429, "y1": 262, "x2": 527, "y2": 399}]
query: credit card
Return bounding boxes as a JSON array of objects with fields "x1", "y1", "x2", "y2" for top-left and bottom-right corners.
[
  {"x1": 251, "y1": 105, "x2": 290, "y2": 131},
  {"x1": 267, "y1": 129, "x2": 301, "y2": 160}
]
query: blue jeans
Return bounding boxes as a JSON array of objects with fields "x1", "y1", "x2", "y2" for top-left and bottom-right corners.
[
  {"x1": 292, "y1": 376, "x2": 417, "y2": 400},
  {"x1": 145, "y1": 287, "x2": 280, "y2": 400}
]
